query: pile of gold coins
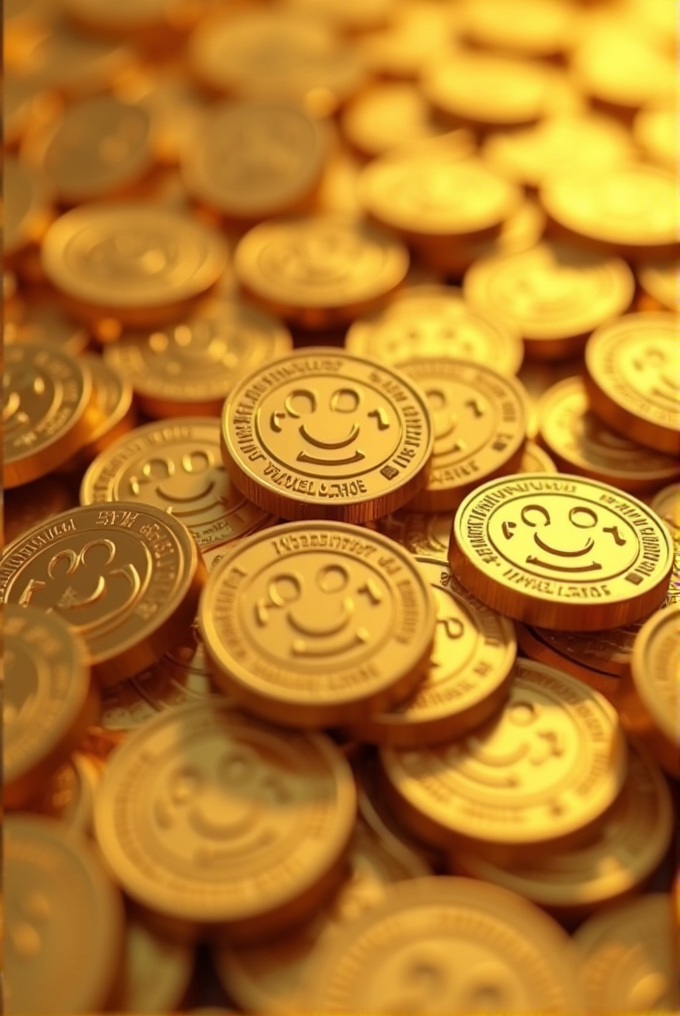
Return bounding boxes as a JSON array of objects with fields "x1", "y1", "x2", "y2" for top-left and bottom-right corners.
[{"x1": 4, "y1": 0, "x2": 679, "y2": 1012}]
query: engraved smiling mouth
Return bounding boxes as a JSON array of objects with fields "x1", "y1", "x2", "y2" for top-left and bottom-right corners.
[
  {"x1": 288, "y1": 599, "x2": 354, "y2": 637},
  {"x1": 527, "y1": 533, "x2": 601, "y2": 572},
  {"x1": 155, "y1": 480, "x2": 215, "y2": 503},
  {"x1": 532, "y1": 533, "x2": 595, "y2": 557},
  {"x1": 299, "y1": 423, "x2": 359, "y2": 449}
]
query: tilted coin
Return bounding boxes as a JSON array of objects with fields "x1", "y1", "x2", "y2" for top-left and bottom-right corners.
[
  {"x1": 103, "y1": 298, "x2": 293, "y2": 418},
  {"x1": 457, "y1": 0, "x2": 578, "y2": 57},
  {"x1": 450, "y1": 742, "x2": 673, "y2": 921},
  {"x1": 94, "y1": 701, "x2": 356, "y2": 942},
  {"x1": 347, "y1": 557, "x2": 516, "y2": 747},
  {"x1": 449, "y1": 473, "x2": 674, "y2": 630},
  {"x1": 5, "y1": 815, "x2": 125, "y2": 1016},
  {"x1": 220, "y1": 349, "x2": 433, "y2": 522},
  {"x1": 4, "y1": 342, "x2": 99, "y2": 488},
  {"x1": 41, "y1": 203, "x2": 228, "y2": 325},
  {"x1": 398, "y1": 357, "x2": 528, "y2": 512},
  {"x1": 199, "y1": 521, "x2": 437, "y2": 728},
  {"x1": 340, "y1": 83, "x2": 459, "y2": 160},
  {"x1": 81, "y1": 418, "x2": 275, "y2": 551},
  {"x1": 344, "y1": 284, "x2": 524, "y2": 376},
  {"x1": 181, "y1": 99, "x2": 328, "y2": 223},
  {"x1": 618, "y1": 604, "x2": 679, "y2": 779},
  {"x1": 463, "y1": 242, "x2": 635, "y2": 360},
  {"x1": 214, "y1": 815, "x2": 430, "y2": 1015},
  {"x1": 584, "y1": 312, "x2": 680, "y2": 455},
  {"x1": 538, "y1": 377, "x2": 679, "y2": 494},
  {"x1": 520, "y1": 439, "x2": 556, "y2": 473},
  {"x1": 0, "y1": 502, "x2": 205, "y2": 686},
  {"x1": 112, "y1": 916, "x2": 195, "y2": 1016},
  {"x1": 233, "y1": 215, "x2": 409, "y2": 329},
  {"x1": 299, "y1": 877, "x2": 585, "y2": 1014},
  {"x1": 636, "y1": 258, "x2": 678, "y2": 312},
  {"x1": 4, "y1": 605, "x2": 99, "y2": 809},
  {"x1": 4, "y1": 475, "x2": 77, "y2": 545},
  {"x1": 380, "y1": 658, "x2": 628, "y2": 861},
  {"x1": 574, "y1": 895, "x2": 678, "y2": 1014}
]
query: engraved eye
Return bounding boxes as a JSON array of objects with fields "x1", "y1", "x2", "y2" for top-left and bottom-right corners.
[
  {"x1": 424, "y1": 387, "x2": 447, "y2": 412},
  {"x1": 285, "y1": 389, "x2": 317, "y2": 416},
  {"x1": 569, "y1": 506, "x2": 598, "y2": 529},
  {"x1": 269, "y1": 574, "x2": 302, "y2": 606},
  {"x1": 181, "y1": 449, "x2": 213, "y2": 474},
  {"x1": 508, "y1": 700, "x2": 539, "y2": 726},
  {"x1": 317, "y1": 564, "x2": 350, "y2": 594},
  {"x1": 330, "y1": 387, "x2": 360, "y2": 413},
  {"x1": 520, "y1": 504, "x2": 551, "y2": 527}
]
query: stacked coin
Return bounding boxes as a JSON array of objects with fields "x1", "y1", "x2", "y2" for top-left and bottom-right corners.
[{"x1": 3, "y1": 1, "x2": 678, "y2": 1013}]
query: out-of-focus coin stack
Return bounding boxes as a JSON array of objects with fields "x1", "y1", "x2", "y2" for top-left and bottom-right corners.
[{"x1": 3, "y1": 0, "x2": 679, "y2": 1012}]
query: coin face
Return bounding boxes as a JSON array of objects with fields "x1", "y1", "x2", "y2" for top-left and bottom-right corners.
[
  {"x1": 4, "y1": 342, "x2": 97, "y2": 488},
  {"x1": 93, "y1": 702, "x2": 356, "y2": 940},
  {"x1": 0, "y1": 502, "x2": 205, "y2": 686},
  {"x1": 300, "y1": 876, "x2": 585, "y2": 1013},
  {"x1": 199, "y1": 522, "x2": 437, "y2": 727},
  {"x1": 399, "y1": 358, "x2": 528, "y2": 511},
  {"x1": 234, "y1": 216, "x2": 409, "y2": 328},
  {"x1": 348, "y1": 557, "x2": 516, "y2": 747},
  {"x1": 220, "y1": 349, "x2": 433, "y2": 521},
  {"x1": 464, "y1": 242, "x2": 635, "y2": 358},
  {"x1": 341, "y1": 83, "x2": 456, "y2": 160},
  {"x1": 345, "y1": 285, "x2": 524, "y2": 376},
  {"x1": 81, "y1": 417, "x2": 275, "y2": 550},
  {"x1": 4, "y1": 605, "x2": 99, "y2": 808},
  {"x1": 449, "y1": 474, "x2": 674, "y2": 630},
  {"x1": 5, "y1": 815, "x2": 125, "y2": 1016},
  {"x1": 538, "y1": 377, "x2": 679, "y2": 493},
  {"x1": 574, "y1": 895, "x2": 678, "y2": 1014},
  {"x1": 182, "y1": 99, "x2": 328, "y2": 221},
  {"x1": 103, "y1": 298, "x2": 292, "y2": 418},
  {"x1": 584, "y1": 312, "x2": 680, "y2": 455},
  {"x1": 380, "y1": 658, "x2": 628, "y2": 858},
  {"x1": 540, "y1": 163, "x2": 679, "y2": 256},
  {"x1": 41, "y1": 203, "x2": 228, "y2": 320},
  {"x1": 451, "y1": 742, "x2": 673, "y2": 920}
]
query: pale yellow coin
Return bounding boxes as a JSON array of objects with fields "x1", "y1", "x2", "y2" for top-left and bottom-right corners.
[
  {"x1": 636, "y1": 259, "x2": 678, "y2": 311},
  {"x1": 634, "y1": 100, "x2": 677, "y2": 171},
  {"x1": 340, "y1": 83, "x2": 461, "y2": 160},
  {"x1": 4, "y1": 152, "x2": 54, "y2": 260},
  {"x1": 458, "y1": 0, "x2": 578, "y2": 57}
]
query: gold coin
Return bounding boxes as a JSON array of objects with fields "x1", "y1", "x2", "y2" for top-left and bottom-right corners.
[
  {"x1": 348, "y1": 556, "x2": 516, "y2": 747},
  {"x1": 458, "y1": 0, "x2": 578, "y2": 57},
  {"x1": 214, "y1": 814, "x2": 429, "y2": 1015},
  {"x1": 520, "y1": 438, "x2": 556, "y2": 473},
  {"x1": 5, "y1": 814, "x2": 125, "y2": 1016},
  {"x1": 538, "y1": 376, "x2": 679, "y2": 494},
  {"x1": 380, "y1": 658, "x2": 628, "y2": 861},
  {"x1": 4, "y1": 605, "x2": 99, "y2": 809},
  {"x1": 451, "y1": 742, "x2": 673, "y2": 922},
  {"x1": 483, "y1": 114, "x2": 634, "y2": 192},
  {"x1": 584, "y1": 312, "x2": 680, "y2": 455},
  {"x1": 516, "y1": 624, "x2": 624, "y2": 702},
  {"x1": 199, "y1": 521, "x2": 437, "y2": 727},
  {"x1": 102, "y1": 297, "x2": 292, "y2": 418},
  {"x1": 220, "y1": 349, "x2": 433, "y2": 521},
  {"x1": 398, "y1": 358, "x2": 528, "y2": 512},
  {"x1": 574, "y1": 894, "x2": 678, "y2": 1014},
  {"x1": 358, "y1": 153, "x2": 521, "y2": 246},
  {"x1": 449, "y1": 473, "x2": 674, "y2": 630},
  {"x1": 113, "y1": 916, "x2": 194, "y2": 1016},
  {"x1": 650, "y1": 482, "x2": 680, "y2": 538},
  {"x1": 619, "y1": 604, "x2": 680, "y2": 779},
  {"x1": 340, "y1": 83, "x2": 460, "y2": 160},
  {"x1": 4, "y1": 152, "x2": 53, "y2": 261},
  {"x1": 300, "y1": 876, "x2": 585, "y2": 1014},
  {"x1": 540, "y1": 162, "x2": 679, "y2": 257},
  {"x1": 74, "y1": 353, "x2": 137, "y2": 464},
  {"x1": 375, "y1": 509, "x2": 455, "y2": 559},
  {"x1": 463, "y1": 242, "x2": 635, "y2": 360},
  {"x1": 634, "y1": 100, "x2": 676, "y2": 171},
  {"x1": 93, "y1": 701, "x2": 356, "y2": 941},
  {"x1": 181, "y1": 99, "x2": 329, "y2": 223},
  {"x1": 22, "y1": 93, "x2": 155, "y2": 203},
  {"x1": 3, "y1": 341, "x2": 98, "y2": 488},
  {"x1": 26, "y1": 752, "x2": 101, "y2": 835},
  {"x1": 41, "y1": 203, "x2": 228, "y2": 325},
  {"x1": 345, "y1": 284, "x2": 524, "y2": 376},
  {"x1": 0, "y1": 502, "x2": 205, "y2": 686},
  {"x1": 233, "y1": 216, "x2": 409, "y2": 329},
  {"x1": 636, "y1": 258, "x2": 678, "y2": 312},
  {"x1": 81, "y1": 417, "x2": 275, "y2": 552},
  {"x1": 423, "y1": 53, "x2": 567, "y2": 130},
  {"x1": 12, "y1": 19, "x2": 134, "y2": 96},
  {"x1": 518, "y1": 353, "x2": 584, "y2": 438},
  {"x1": 4, "y1": 299, "x2": 90, "y2": 355},
  {"x1": 356, "y1": 2, "x2": 452, "y2": 80},
  {"x1": 282, "y1": 0, "x2": 394, "y2": 32},
  {"x1": 4, "y1": 475, "x2": 77, "y2": 545}
]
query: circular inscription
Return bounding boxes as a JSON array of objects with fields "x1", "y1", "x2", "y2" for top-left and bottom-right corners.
[
  {"x1": 199, "y1": 521, "x2": 437, "y2": 727},
  {"x1": 220, "y1": 349, "x2": 433, "y2": 522},
  {"x1": 449, "y1": 473, "x2": 674, "y2": 630}
]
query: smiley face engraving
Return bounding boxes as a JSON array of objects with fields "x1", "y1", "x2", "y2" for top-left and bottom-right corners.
[
  {"x1": 3, "y1": 364, "x2": 52, "y2": 436},
  {"x1": 424, "y1": 383, "x2": 493, "y2": 460},
  {"x1": 624, "y1": 339, "x2": 680, "y2": 411},
  {"x1": 123, "y1": 446, "x2": 236, "y2": 520}
]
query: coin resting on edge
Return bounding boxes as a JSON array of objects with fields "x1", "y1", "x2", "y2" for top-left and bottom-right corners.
[
  {"x1": 4, "y1": 605, "x2": 99, "y2": 809},
  {"x1": 103, "y1": 298, "x2": 293, "y2": 418},
  {"x1": 346, "y1": 556, "x2": 516, "y2": 747},
  {"x1": 0, "y1": 502, "x2": 205, "y2": 687},
  {"x1": 220, "y1": 349, "x2": 433, "y2": 522},
  {"x1": 80, "y1": 417, "x2": 275, "y2": 551},
  {"x1": 449, "y1": 473, "x2": 673, "y2": 630},
  {"x1": 93, "y1": 701, "x2": 356, "y2": 942},
  {"x1": 199, "y1": 521, "x2": 437, "y2": 728},
  {"x1": 5, "y1": 815, "x2": 125, "y2": 1016},
  {"x1": 299, "y1": 876, "x2": 585, "y2": 1014},
  {"x1": 380, "y1": 657, "x2": 628, "y2": 860},
  {"x1": 398, "y1": 357, "x2": 528, "y2": 512},
  {"x1": 584, "y1": 312, "x2": 680, "y2": 456}
]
